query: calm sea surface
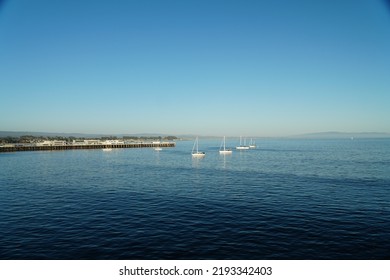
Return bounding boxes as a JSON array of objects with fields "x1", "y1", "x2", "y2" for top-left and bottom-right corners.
[{"x1": 1, "y1": 139, "x2": 389, "y2": 259}]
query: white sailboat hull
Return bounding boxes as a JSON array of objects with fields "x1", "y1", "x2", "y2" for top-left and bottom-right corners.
[
  {"x1": 219, "y1": 150, "x2": 232, "y2": 154},
  {"x1": 192, "y1": 152, "x2": 206, "y2": 158},
  {"x1": 236, "y1": 146, "x2": 250, "y2": 150}
]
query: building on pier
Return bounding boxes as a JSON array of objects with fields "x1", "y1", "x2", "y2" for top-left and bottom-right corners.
[{"x1": 36, "y1": 140, "x2": 66, "y2": 146}]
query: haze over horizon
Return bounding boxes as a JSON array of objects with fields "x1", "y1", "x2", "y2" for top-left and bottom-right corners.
[{"x1": 1, "y1": 0, "x2": 389, "y2": 137}]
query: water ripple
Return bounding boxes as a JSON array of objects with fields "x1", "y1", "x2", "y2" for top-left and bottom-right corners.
[{"x1": 1, "y1": 139, "x2": 390, "y2": 259}]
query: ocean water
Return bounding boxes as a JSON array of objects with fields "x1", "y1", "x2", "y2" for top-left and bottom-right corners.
[{"x1": 0, "y1": 138, "x2": 389, "y2": 260}]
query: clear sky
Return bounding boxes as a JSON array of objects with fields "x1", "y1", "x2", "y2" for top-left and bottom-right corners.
[{"x1": 0, "y1": 0, "x2": 389, "y2": 137}]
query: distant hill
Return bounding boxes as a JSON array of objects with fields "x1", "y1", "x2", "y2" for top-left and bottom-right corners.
[{"x1": 291, "y1": 131, "x2": 390, "y2": 139}]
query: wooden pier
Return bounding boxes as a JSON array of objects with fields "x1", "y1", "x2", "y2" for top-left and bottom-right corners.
[{"x1": 0, "y1": 142, "x2": 176, "y2": 153}]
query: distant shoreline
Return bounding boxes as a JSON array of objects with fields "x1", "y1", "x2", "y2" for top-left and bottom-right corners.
[{"x1": 0, "y1": 131, "x2": 389, "y2": 140}]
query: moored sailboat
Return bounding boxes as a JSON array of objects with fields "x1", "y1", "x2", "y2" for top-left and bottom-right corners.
[
  {"x1": 236, "y1": 136, "x2": 250, "y2": 150},
  {"x1": 219, "y1": 136, "x2": 232, "y2": 155},
  {"x1": 192, "y1": 137, "x2": 206, "y2": 158},
  {"x1": 249, "y1": 138, "x2": 256, "y2": 149}
]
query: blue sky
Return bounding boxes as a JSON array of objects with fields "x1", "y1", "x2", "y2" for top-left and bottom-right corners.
[{"x1": 1, "y1": 0, "x2": 389, "y2": 137}]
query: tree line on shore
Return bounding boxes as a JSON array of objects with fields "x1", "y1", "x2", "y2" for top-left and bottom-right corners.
[{"x1": 0, "y1": 135, "x2": 178, "y2": 144}]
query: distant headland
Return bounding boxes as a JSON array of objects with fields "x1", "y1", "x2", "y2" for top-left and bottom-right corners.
[{"x1": 290, "y1": 131, "x2": 390, "y2": 139}]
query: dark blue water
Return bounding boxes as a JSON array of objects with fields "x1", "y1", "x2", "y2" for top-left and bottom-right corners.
[{"x1": 1, "y1": 139, "x2": 390, "y2": 259}]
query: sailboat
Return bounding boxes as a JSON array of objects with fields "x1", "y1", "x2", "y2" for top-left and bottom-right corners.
[
  {"x1": 249, "y1": 138, "x2": 256, "y2": 149},
  {"x1": 219, "y1": 136, "x2": 232, "y2": 155},
  {"x1": 236, "y1": 136, "x2": 249, "y2": 150},
  {"x1": 192, "y1": 137, "x2": 205, "y2": 158}
]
